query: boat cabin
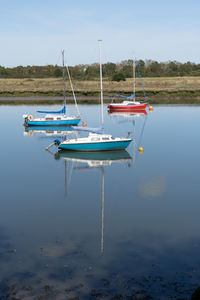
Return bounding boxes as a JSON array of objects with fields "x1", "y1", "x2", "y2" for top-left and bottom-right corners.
[{"x1": 88, "y1": 133, "x2": 114, "y2": 142}]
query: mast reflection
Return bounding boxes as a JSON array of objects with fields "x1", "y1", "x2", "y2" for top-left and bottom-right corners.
[{"x1": 48, "y1": 150, "x2": 132, "y2": 254}]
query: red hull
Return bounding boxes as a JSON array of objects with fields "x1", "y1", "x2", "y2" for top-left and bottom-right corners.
[{"x1": 108, "y1": 103, "x2": 148, "y2": 111}]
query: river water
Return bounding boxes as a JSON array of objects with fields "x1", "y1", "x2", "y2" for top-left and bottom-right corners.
[{"x1": 0, "y1": 104, "x2": 200, "y2": 299}]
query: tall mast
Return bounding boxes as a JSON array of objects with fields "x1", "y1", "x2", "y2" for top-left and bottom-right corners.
[
  {"x1": 62, "y1": 50, "x2": 66, "y2": 110},
  {"x1": 133, "y1": 57, "x2": 136, "y2": 101},
  {"x1": 98, "y1": 40, "x2": 104, "y2": 126}
]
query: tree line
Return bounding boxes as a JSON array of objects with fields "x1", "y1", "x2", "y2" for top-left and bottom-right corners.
[{"x1": 0, "y1": 60, "x2": 200, "y2": 80}]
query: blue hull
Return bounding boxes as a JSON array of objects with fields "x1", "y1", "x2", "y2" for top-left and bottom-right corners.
[
  {"x1": 27, "y1": 119, "x2": 80, "y2": 126},
  {"x1": 58, "y1": 140, "x2": 132, "y2": 151}
]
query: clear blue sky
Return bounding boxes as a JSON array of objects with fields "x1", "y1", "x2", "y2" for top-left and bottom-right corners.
[{"x1": 1, "y1": 0, "x2": 199, "y2": 67}]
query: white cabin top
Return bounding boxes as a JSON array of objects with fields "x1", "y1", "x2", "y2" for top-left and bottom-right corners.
[
  {"x1": 122, "y1": 100, "x2": 141, "y2": 105},
  {"x1": 62, "y1": 132, "x2": 131, "y2": 145}
]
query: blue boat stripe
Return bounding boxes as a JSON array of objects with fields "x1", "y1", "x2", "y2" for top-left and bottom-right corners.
[
  {"x1": 58, "y1": 140, "x2": 132, "y2": 151},
  {"x1": 27, "y1": 119, "x2": 80, "y2": 126}
]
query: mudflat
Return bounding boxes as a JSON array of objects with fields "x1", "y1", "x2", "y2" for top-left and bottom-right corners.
[{"x1": 0, "y1": 76, "x2": 200, "y2": 103}]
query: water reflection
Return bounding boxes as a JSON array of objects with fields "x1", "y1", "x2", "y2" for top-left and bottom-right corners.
[
  {"x1": 2, "y1": 105, "x2": 200, "y2": 298},
  {"x1": 24, "y1": 125, "x2": 75, "y2": 138},
  {"x1": 47, "y1": 150, "x2": 132, "y2": 254},
  {"x1": 108, "y1": 109, "x2": 147, "y2": 117},
  {"x1": 57, "y1": 150, "x2": 132, "y2": 166},
  {"x1": 108, "y1": 109, "x2": 148, "y2": 162}
]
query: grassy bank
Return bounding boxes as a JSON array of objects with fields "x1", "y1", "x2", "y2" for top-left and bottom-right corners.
[{"x1": 0, "y1": 76, "x2": 200, "y2": 104}]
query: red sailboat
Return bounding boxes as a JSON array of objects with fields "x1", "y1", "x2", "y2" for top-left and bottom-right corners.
[{"x1": 108, "y1": 59, "x2": 148, "y2": 112}]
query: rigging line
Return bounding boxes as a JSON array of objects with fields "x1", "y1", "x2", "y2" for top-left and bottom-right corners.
[
  {"x1": 136, "y1": 60, "x2": 146, "y2": 100},
  {"x1": 136, "y1": 114, "x2": 148, "y2": 158},
  {"x1": 64, "y1": 160, "x2": 67, "y2": 197},
  {"x1": 65, "y1": 60, "x2": 81, "y2": 118},
  {"x1": 68, "y1": 159, "x2": 74, "y2": 189},
  {"x1": 133, "y1": 56, "x2": 136, "y2": 99},
  {"x1": 62, "y1": 50, "x2": 67, "y2": 109}
]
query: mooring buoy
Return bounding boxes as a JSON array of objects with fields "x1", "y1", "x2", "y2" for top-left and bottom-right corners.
[{"x1": 139, "y1": 147, "x2": 143, "y2": 153}]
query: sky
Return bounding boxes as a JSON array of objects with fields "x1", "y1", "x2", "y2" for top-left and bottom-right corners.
[{"x1": 0, "y1": 0, "x2": 199, "y2": 67}]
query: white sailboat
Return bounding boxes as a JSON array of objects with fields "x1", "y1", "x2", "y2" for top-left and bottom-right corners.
[{"x1": 57, "y1": 40, "x2": 132, "y2": 151}]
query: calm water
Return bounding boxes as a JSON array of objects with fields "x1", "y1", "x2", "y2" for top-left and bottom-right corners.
[{"x1": 0, "y1": 104, "x2": 200, "y2": 299}]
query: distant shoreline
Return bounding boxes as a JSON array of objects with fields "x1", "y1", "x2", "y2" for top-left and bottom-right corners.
[{"x1": 0, "y1": 93, "x2": 200, "y2": 105}]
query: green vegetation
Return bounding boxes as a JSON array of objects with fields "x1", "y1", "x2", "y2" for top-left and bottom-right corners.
[
  {"x1": 1, "y1": 60, "x2": 200, "y2": 79},
  {"x1": 112, "y1": 72, "x2": 126, "y2": 81}
]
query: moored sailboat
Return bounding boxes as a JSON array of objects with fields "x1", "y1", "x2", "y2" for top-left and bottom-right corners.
[
  {"x1": 57, "y1": 40, "x2": 132, "y2": 152},
  {"x1": 108, "y1": 59, "x2": 147, "y2": 111},
  {"x1": 23, "y1": 50, "x2": 81, "y2": 127}
]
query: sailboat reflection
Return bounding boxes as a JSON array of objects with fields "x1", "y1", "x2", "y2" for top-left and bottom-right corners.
[
  {"x1": 57, "y1": 150, "x2": 132, "y2": 166},
  {"x1": 108, "y1": 109, "x2": 148, "y2": 156},
  {"x1": 108, "y1": 109, "x2": 147, "y2": 117},
  {"x1": 48, "y1": 150, "x2": 132, "y2": 254},
  {"x1": 24, "y1": 126, "x2": 76, "y2": 138}
]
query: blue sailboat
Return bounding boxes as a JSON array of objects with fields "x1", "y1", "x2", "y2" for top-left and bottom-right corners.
[
  {"x1": 57, "y1": 40, "x2": 132, "y2": 152},
  {"x1": 23, "y1": 50, "x2": 81, "y2": 127}
]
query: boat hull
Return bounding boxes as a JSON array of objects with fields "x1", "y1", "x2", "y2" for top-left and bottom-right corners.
[
  {"x1": 26, "y1": 118, "x2": 80, "y2": 126},
  {"x1": 58, "y1": 139, "x2": 132, "y2": 151},
  {"x1": 108, "y1": 103, "x2": 148, "y2": 111}
]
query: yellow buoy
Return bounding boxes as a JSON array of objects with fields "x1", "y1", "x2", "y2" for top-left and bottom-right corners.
[
  {"x1": 139, "y1": 147, "x2": 143, "y2": 153},
  {"x1": 83, "y1": 122, "x2": 87, "y2": 127},
  {"x1": 149, "y1": 105, "x2": 153, "y2": 111}
]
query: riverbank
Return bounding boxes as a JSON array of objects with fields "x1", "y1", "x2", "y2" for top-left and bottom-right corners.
[
  {"x1": 0, "y1": 93, "x2": 200, "y2": 105},
  {"x1": 0, "y1": 76, "x2": 200, "y2": 104}
]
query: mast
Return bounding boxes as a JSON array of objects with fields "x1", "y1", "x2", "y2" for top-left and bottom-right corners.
[
  {"x1": 98, "y1": 40, "x2": 104, "y2": 126},
  {"x1": 133, "y1": 57, "x2": 136, "y2": 102},
  {"x1": 62, "y1": 50, "x2": 67, "y2": 111}
]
